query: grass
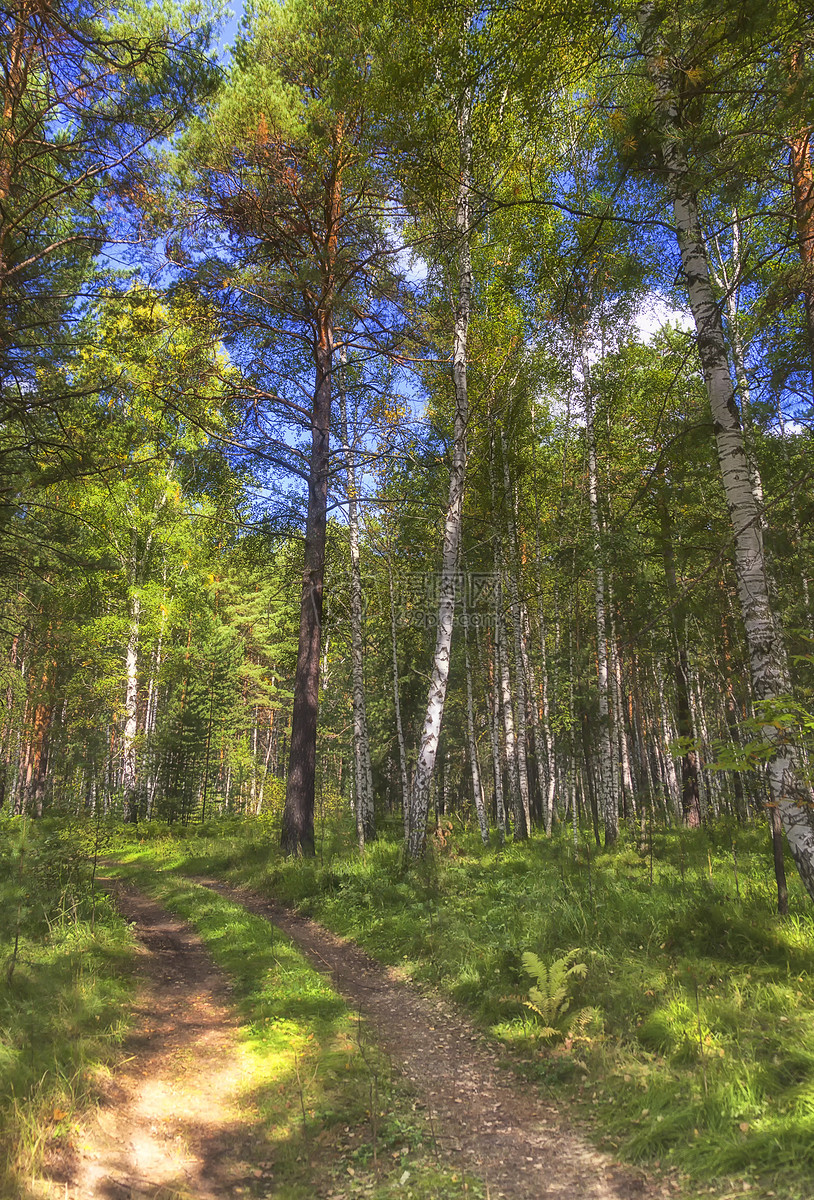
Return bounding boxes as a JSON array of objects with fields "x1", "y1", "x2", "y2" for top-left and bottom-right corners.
[
  {"x1": 0, "y1": 816, "x2": 136, "y2": 1197},
  {"x1": 105, "y1": 860, "x2": 486, "y2": 1200},
  {"x1": 115, "y1": 812, "x2": 814, "y2": 1200}
]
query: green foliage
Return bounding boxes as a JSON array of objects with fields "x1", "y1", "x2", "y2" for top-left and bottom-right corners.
[
  {"x1": 109, "y1": 864, "x2": 484, "y2": 1200},
  {"x1": 118, "y1": 817, "x2": 814, "y2": 1199},
  {"x1": 0, "y1": 818, "x2": 135, "y2": 1192},
  {"x1": 518, "y1": 949, "x2": 597, "y2": 1042}
]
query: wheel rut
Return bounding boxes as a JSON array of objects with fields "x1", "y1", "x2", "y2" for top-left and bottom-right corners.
[
  {"x1": 34, "y1": 881, "x2": 272, "y2": 1200},
  {"x1": 195, "y1": 876, "x2": 660, "y2": 1200},
  {"x1": 33, "y1": 875, "x2": 665, "y2": 1200}
]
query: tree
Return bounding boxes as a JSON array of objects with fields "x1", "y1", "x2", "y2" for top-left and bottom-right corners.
[
  {"x1": 0, "y1": 0, "x2": 216, "y2": 408},
  {"x1": 182, "y1": 0, "x2": 405, "y2": 854},
  {"x1": 636, "y1": 0, "x2": 814, "y2": 901}
]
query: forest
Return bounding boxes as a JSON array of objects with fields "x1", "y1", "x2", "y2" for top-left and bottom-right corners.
[{"x1": 2, "y1": 0, "x2": 814, "y2": 1197}]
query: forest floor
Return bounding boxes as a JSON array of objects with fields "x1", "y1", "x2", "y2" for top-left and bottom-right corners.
[
  {"x1": 30, "y1": 875, "x2": 662, "y2": 1200},
  {"x1": 31, "y1": 881, "x2": 275, "y2": 1200},
  {"x1": 195, "y1": 876, "x2": 656, "y2": 1200}
]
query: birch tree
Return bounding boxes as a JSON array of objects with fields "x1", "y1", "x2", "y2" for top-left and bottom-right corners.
[
  {"x1": 407, "y1": 35, "x2": 473, "y2": 858},
  {"x1": 637, "y1": 2, "x2": 814, "y2": 901}
]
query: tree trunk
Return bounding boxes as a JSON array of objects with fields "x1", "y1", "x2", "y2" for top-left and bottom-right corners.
[
  {"x1": 407, "y1": 85, "x2": 471, "y2": 858},
  {"x1": 483, "y1": 624, "x2": 506, "y2": 843},
  {"x1": 338, "y1": 345, "x2": 375, "y2": 848},
  {"x1": 281, "y1": 309, "x2": 332, "y2": 857},
  {"x1": 497, "y1": 587, "x2": 524, "y2": 837},
  {"x1": 656, "y1": 475, "x2": 701, "y2": 825},
  {"x1": 122, "y1": 590, "x2": 140, "y2": 824},
  {"x1": 531, "y1": 412, "x2": 557, "y2": 832},
  {"x1": 610, "y1": 600, "x2": 634, "y2": 818},
  {"x1": 501, "y1": 434, "x2": 532, "y2": 837},
  {"x1": 384, "y1": 547, "x2": 411, "y2": 839},
  {"x1": 461, "y1": 562, "x2": 489, "y2": 843},
  {"x1": 789, "y1": 45, "x2": 814, "y2": 388},
  {"x1": 583, "y1": 362, "x2": 617, "y2": 846},
  {"x1": 520, "y1": 605, "x2": 551, "y2": 833},
  {"x1": 655, "y1": 660, "x2": 681, "y2": 819},
  {"x1": 640, "y1": 3, "x2": 814, "y2": 899}
]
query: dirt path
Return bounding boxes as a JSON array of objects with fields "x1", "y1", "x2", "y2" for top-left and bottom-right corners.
[
  {"x1": 197, "y1": 877, "x2": 659, "y2": 1200},
  {"x1": 35, "y1": 882, "x2": 273, "y2": 1200},
  {"x1": 33, "y1": 877, "x2": 665, "y2": 1200}
]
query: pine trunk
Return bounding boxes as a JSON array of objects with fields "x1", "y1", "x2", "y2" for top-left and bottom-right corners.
[
  {"x1": 789, "y1": 46, "x2": 814, "y2": 386},
  {"x1": 281, "y1": 310, "x2": 332, "y2": 857}
]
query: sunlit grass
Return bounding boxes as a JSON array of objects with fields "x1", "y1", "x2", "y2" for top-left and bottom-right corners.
[
  {"x1": 111, "y1": 863, "x2": 486, "y2": 1199},
  {"x1": 0, "y1": 883, "x2": 135, "y2": 1194},
  {"x1": 117, "y1": 814, "x2": 814, "y2": 1200}
]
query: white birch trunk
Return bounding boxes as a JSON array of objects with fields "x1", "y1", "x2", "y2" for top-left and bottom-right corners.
[
  {"x1": 122, "y1": 589, "x2": 140, "y2": 823},
  {"x1": 521, "y1": 605, "x2": 551, "y2": 833},
  {"x1": 655, "y1": 660, "x2": 681, "y2": 819},
  {"x1": 408, "y1": 85, "x2": 471, "y2": 857},
  {"x1": 640, "y1": 2, "x2": 814, "y2": 899},
  {"x1": 711, "y1": 211, "x2": 767, "y2": 525},
  {"x1": 531, "y1": 412, "x2": 558, "y2": 831},
  {"x1": 481, "y1": 622, "x2": 506, "y2": 843},
  {"x1": 462, "y1": 574, "x2": 489, "y2": 843},
  {"x1": 497, "y1": 589, "x2": 523, "y2": 835},
  {"x1": 610, "y1": 607, "x2": 635, "y2": 815},
  {"x1": 583, "y1": 363, "x2": 617, "y2": 845},
  {"x1": 692, "y1": 663, "x2": 721, "y2": 818},
  {"x1": 385, "y1": 549, "x2": 411, "y2": 839},
  {"x1": 257, "y1": 711, "x2": 274, "y2": 814},
  {"x1": 686, "y1": 657, "x2": 709, "y2": 820},
  {"x1": 338, "y1": 345, "x2": 374, "y2": 847},
  {"x1": 501, "y1": 436, "x2": 532, "y2": 837}
]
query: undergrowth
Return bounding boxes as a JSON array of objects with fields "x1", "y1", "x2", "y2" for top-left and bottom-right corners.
[
  {"x1": 116, "y1": 813, "x2": 814, "y2": 1200},
  {"x1": 110, "y1": 862, "x2": 485, "y2": 1200},
  {"x1": 0, "y1": 816, "x2": 135, "y2": 1196}
]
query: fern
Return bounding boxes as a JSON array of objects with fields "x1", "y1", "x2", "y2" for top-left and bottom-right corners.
[{"x1": 520, "y1": 949, "x2": 596, "y2": 1042}]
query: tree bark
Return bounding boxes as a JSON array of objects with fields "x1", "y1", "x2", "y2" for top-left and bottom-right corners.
[
  {"x1": 407, "y1": 84, "x2": 471, "y2": 857},
  {"x1": 656, "y1": 480, "x2": 701, "y2": 825},
  {"x1": 281, "y1": 308, "x2": 332, "y2": 857},
  {"x1": 501, "y1": 433, "x2": 532, "y2": 837},
  {"x1": 640, "y1": 3, "x2": 814, "y2": 900},
  {"x1": 338, "y1": 345, "x2": 374, "y2": 848},
  {"x1": 789, "y1": 45, "x2": 814, "y2": 388},
  {"x1": 496, "y1": 583, "x2": 524, "y2": 836},
  {"x1": 483, "y1": 623, "x2": 506, "y2": 843},
  {"x1": 384, "y1": 546, "x2": 411, "y2": 839},
  {"x1": 583, "y1": 360, "x2": 617, "y2": 846},
  {"x1": 462, "y1": 564, "x2": 489, "y2": 843},
  {"x1": 122, "y1": 589, "x2": 140, "y2": 824}
]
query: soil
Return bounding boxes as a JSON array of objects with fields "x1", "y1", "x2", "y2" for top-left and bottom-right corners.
[
  {"x1": 33, "y1": 881, "x2": 273, "y2": 1200},
  {"x1": 196, "y1": 877, "x2": 659, "y2": 1200},
  {"x1": 34, "y1": 876, "x2": 665, "y2": 1200}
]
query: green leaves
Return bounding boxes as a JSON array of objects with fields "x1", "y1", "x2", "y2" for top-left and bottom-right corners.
[{"x1": 519, "y1": 948, "x2": 593, "y2": 1041}]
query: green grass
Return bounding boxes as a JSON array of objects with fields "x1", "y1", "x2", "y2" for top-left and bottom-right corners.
[
  {"x1": 115, "y1": 813, "x2": 814, "y2": 1200},
  {"x1": 107, "y1": 860, "x2": 486, "y2": 1200},
  {"x1": 0, "y1": 817, "x2": 136, "y2": 1196}
]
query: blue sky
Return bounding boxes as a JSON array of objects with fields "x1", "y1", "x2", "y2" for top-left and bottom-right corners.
[{"x1": 216, "y1": 2, "x2": 245, "y2": 62}]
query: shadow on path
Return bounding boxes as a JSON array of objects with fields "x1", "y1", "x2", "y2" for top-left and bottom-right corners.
[
  {"x1": 33, "y1": 882, "x2": 273, "y2": 1200},
  {"x1": 195, "y1": 876, "x2": 658, "y2": 1200}
]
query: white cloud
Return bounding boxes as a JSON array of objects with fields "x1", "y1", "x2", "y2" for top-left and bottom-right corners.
[{"x1": 633, "y1": 295, "x2": 693, "y2": 342}]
